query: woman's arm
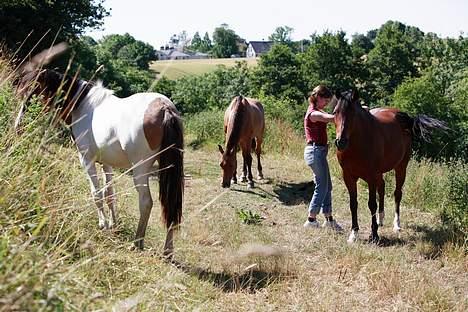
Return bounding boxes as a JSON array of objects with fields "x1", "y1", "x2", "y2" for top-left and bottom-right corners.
[{"x1": 309, "y1": 111, "x2": 335, "y2": 123}]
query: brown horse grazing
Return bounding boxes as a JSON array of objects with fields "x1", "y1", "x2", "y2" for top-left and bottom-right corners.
[
  {"x1": 218, "y1": 96, "x2": 265, "y2": 188},
  {"x1": 333, "y1": 90, "x2": 447, "y2": 243}
]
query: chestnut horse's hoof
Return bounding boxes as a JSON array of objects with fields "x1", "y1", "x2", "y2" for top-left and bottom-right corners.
[
  {"x1": 368, "y1": 234, "x2": 380, "y2": 244},
  {"x1": 347, "y1": 230, "x2": 359, "y2": 243}
]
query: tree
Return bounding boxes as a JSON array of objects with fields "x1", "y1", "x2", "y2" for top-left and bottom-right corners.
[
  {"x1": 252, "y1": 44, "x2": 305, "y2": 103},
  {"x1": 366, "y1": 21, "x2": 424, "y2": 104},
  {"x1": 96, "y1": 33, "x2": 156, "y2": 70},
  {"x1": 0, "y1": 0, "x2": 109, "y2": 59},
  {"x1": 199, "y1": 32, "x2": 212, "y2": 53},
  {"x1": 300, "y1": 31, "x2": 355, "y2": 95},
  {"x1": 190, "y1": 32, "x2": 202, "y2": 51},
  {"x1": 269, "y1": 26, "x2": 294, "y2": 45},
  {"x1": 211, "y1": 24, "x2": 240, "y2": 58}
]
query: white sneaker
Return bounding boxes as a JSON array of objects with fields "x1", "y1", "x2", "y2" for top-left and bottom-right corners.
[
  {"x1": 303, "y1": 220, "x2": 320, "y2": 228},
  {"x1": 322, "y1": 220, "x2": 344, "y2": 232}
]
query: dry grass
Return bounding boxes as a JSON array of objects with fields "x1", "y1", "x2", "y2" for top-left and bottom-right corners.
[{"x1": 0, "y1": 83, "x2": 466, "y2": 310}]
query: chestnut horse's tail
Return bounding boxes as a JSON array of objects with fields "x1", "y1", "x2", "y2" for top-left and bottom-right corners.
[
  {"x1": 159, "y1": 107, "x2": 184, "y2": 229},
  {"x1": 397, "y1": 112, "x2": 448, "y2": 142}
]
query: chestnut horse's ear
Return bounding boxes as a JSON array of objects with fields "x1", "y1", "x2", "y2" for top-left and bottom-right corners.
[
  {"x1": 351, "y1": 89, "x2": 359, "y2": 102},
  {"x1": 218, "y1": 144, "x2": 224, "y2": 154}
]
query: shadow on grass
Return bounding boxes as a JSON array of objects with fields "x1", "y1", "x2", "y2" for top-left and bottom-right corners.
[
  {"x1": 377, "y1": 236, "x2": 408, "y2": 247},
  {"x1": 408, "y1": 224, "x2": 462, "y2": 259},
  {"x1": 272, "y1": 180, "x2": 315, "y2": 206},
  {"x1": 171, "y1": 260, "x2": 285, "y2": 293}
]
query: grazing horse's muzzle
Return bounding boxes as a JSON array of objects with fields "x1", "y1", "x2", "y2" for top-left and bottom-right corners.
[
  {"x1": 335, "y1": 137, "x2": 349, "y2": 151},
  {"x1": 221, "y1": 180, "x2": 230, "y2": 188}
]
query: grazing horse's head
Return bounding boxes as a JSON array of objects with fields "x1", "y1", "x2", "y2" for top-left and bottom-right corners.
[
  {"x1": 14, "y1": 43, "x2": 81, "y2": 130},
  {"x1": 218, "y1": 144, "x2": 237, "y2": 188},
  {"x1": 333, "y1": 89, "x2": 361, "y2": 151}
]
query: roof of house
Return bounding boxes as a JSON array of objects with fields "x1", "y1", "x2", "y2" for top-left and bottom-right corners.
[{"x1": 248, "y1": 41, "x2": 274, "y2": 54}]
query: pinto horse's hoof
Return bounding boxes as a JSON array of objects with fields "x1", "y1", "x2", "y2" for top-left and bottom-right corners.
[
  {"x1": 393, "y1": 225, "x2": 402, "y2": 233},
  {"x1": 247, "y1": 182, "x2": 254, "y2": 189},
  {"x1": 240, "y1": 176, "x2": 248, "y2": 183}
]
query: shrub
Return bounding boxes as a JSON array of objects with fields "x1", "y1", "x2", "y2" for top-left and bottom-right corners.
[
  {"x1": 442, "y1": 161, "x2": 468, "y2": 240},
  {"x1": 185, "y1": 109, "x2": 225, "y2": 147}
]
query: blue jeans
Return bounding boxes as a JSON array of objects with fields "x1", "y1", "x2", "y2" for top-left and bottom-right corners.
[{"x1": 304, "y1": 144, "x2": 332, "y2": 215}]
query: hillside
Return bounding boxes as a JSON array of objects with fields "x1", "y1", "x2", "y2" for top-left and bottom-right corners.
[{"x1": 151, "y1": 57, "x2": 258, "y2": 79}]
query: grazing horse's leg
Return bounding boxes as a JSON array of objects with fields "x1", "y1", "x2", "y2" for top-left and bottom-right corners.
[
  {"x1": 102, "y1": 164, "x2": 117, "y2": 228},
  {"x1": 133, "y1": 165, "x2": 153, "y2": 250},
  {"x1": 377, "y1": 176, "x2": 385, "y2": 227},
  {"x1": 81, "y1": 158, "x2": 108, "y2": 229},
  {"x1": 241, "y1": 143, "x2": 254, "y2": 188},
  {"x1": 344, "y1": 172, "x2": 359, "y2": 243},
  {"x1": 368, "y1": 181, "x2": 379, "y2": 243},
  {"x1": 393, "y1": 165, "x2": 407, "y2": 232},
  {"x1": 240, "y1": 156, "x2": 247, "y2": 183},
  {"x1": 255, "y1": 137, "x2": 264, "y2": 180}
]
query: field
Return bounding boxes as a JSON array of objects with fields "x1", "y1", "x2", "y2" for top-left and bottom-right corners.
[
  {"x1": 2, "y1": 129, "x2": 466, "y2": 310},
  {"x1": 150, "y1": 57, "x2": 258, "y2": 79}
]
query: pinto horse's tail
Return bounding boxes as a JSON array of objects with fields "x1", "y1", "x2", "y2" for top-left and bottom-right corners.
[
  {"x1": 397, "y1": 112, "x2": 448, "y2": 142},
  {"x1": 159, "y1": 107, "x2": 184, "y2": 230}
]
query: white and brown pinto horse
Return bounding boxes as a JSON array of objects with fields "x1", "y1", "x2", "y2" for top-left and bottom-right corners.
[
  {"x1": 218, "y1": 96, "x2": 265, "y2": 188},
  {"x1": 15, "y1": 67, "x2": 184, "y2": 257}
]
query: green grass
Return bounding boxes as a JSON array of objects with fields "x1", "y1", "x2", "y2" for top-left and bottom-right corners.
[{"x1": 151, "y1": 57, "x2": 258, "y2": 80}]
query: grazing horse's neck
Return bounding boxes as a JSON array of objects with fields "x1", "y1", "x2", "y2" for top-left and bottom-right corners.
[{"x1": 226, "y1": 101, "x2": 245, "y2": 152}]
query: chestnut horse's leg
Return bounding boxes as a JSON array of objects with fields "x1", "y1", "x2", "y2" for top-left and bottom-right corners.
[
  {"x1": 377, "y1": 176, "x2": 385, "y2": 226},
  {"x1": 241, "y1": 143, "x2": 254, "y2": 188},
  {"x1": 240, "y1": 153, "x2": 247, "y2": 183},
  {"x1": 344, "y1": 172, "x2": 359, "y2": 243},
  {"x1": 367, "y1": 181, "x2": 379, "y2": 243},
  {"x1": 255, "y1": 137, "x2": 264, "y2": 180},
  {"x1": 103, "y1": 164, "x2": 117, "y2": 228},
  {"x1": 393, "y1": 165, "x2": 407, "y2": 232},
  {"x1": 80, "y1": 157, "x2": 108, "y2": 229},
  {"x1": 133, "y1": 165, "x2": 153, "y2": 250}
]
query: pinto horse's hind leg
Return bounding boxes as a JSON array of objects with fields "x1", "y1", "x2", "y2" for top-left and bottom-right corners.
[
  {"x1": 377, "y1": 176, "x2": 385, "y2": 227},
  {"x1": 133, "y1": 166, "x2": 153, "y2": 250},
  {"x1": 103, "y1": 164, "x2": 117, "y2": 228},
  {"x1": 81, "y1": 158, "x2": 108, "y2": 229}
]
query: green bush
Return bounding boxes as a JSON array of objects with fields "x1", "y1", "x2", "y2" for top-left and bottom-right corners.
[
  {"x1": 442, "y1": 161, "x2": 468, "y2": 239},
  {"x1": 185, "y1": 109, "x2": 225, "y2": 147}
]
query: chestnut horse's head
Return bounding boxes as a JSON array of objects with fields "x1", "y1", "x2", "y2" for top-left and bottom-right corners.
[
  {"x1": 333, "y1": 89, "x2": 361, "y2": 151},
  {"x1": 218, "y1": 144, "x2": 237, "y2": 188}
]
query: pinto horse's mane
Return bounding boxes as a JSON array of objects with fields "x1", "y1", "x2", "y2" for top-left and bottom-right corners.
[
  {"x1": 85, "y1": 80, "x2": 113, "y2": 107},
  {"x1": 225, "y1": 96, "x2": 245, "y2": 153}
]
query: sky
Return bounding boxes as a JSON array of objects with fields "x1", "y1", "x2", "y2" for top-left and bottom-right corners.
[{"x1": 86, "y1": 0, "x2": 468, "y2": 49}]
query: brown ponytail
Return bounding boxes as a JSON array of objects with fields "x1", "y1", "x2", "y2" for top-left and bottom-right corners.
[{"x1": 308, "y1": 85, "x2": 332, "y2": 109}]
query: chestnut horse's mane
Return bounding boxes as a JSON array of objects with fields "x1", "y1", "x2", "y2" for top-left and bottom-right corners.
[{"x1": 226, "y1": 96, "x2": 246, "y2": 153}]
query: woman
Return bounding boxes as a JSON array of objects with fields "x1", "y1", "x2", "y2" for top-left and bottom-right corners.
[{"x1": 303, "y1": 85, "x2": 342, "y2": 231}]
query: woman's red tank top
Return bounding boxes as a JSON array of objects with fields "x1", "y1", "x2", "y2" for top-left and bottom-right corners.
[{"x1": 304, "y1": 105, "x2": 327, "y2": 145}]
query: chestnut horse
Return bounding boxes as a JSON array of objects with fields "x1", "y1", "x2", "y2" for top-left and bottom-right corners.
[
  {"x1": 14, "y1": 46, "x2": 184, "y2": 257},
  {"x1": 218, "y1": 96, "x2": 265, "y2": 188},
  {"x1": 333, "y1": 90, "x2": 447, "y2": 243}
]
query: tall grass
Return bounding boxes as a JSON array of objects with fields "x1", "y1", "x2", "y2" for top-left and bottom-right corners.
[{"x1": 0, "y1": 56, "x2": 465, "y2": 310}]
